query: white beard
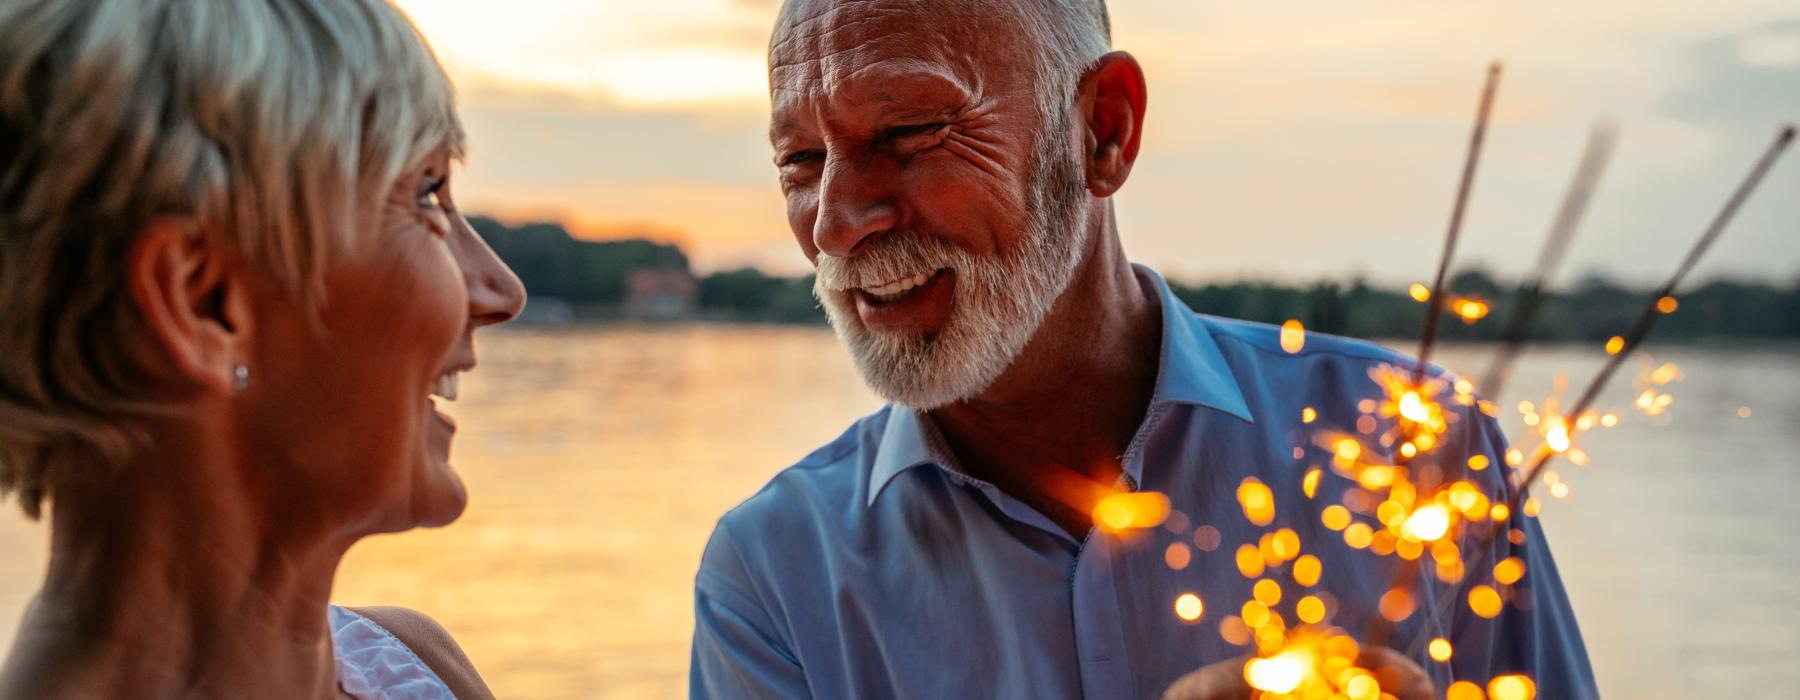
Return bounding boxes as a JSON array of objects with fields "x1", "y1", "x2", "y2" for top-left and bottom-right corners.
[{"x1": 813, "y1": 115, "x2": 1089, "y2": 410}]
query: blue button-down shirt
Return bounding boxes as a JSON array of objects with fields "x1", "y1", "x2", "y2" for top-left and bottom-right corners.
[{"x1": 692, "y1": 266, "x2": 1596, "y2": 699}]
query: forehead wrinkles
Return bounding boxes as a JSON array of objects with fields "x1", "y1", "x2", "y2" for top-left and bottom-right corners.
[{"x1": 770, "y1": 0, "x2": 1031, "y2": 105}]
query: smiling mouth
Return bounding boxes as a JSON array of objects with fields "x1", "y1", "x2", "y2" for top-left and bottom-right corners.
[{"x1": 858, "y1": 269, "x2": 944, "y2": 304}]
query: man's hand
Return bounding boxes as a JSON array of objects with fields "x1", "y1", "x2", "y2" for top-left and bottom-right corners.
[{"x1": 1160, "y1": 647, "x2": 1435, "y2": 700}]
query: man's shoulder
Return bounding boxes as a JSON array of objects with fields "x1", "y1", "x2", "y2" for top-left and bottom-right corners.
[{"x1": 698, "y1": 406, "x2": 892, "y2": 582}]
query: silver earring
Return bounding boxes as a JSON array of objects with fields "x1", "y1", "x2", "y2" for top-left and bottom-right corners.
[{"x1": 232, "y1": 364, "x2": 250, "y2": 391}]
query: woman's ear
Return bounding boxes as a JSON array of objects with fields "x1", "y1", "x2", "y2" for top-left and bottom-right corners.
[
  {"x1": 126, "y1": 219, "x2": 251, "y2": 395},
  {"x1": 1077, "y1": 51, "x2": 1149, "y2": 198}
]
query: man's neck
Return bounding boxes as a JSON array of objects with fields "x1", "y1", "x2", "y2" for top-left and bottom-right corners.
[
  {"x1": 930, "y1": 208, "x2": 1163, "y2": 537},
  {"x1": 0, "y1": 412, "x2": 350, "y2": 699}
]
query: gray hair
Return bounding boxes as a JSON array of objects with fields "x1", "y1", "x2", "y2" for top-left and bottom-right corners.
[
  {"x1": 0, "y1": 0, "x2": 463, "y2": 517},
  {"x1": 1028, "y1": 0, "x2": 1113, "y2": 118}
]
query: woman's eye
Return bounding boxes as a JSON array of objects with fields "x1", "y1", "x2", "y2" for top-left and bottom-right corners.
[{"x1": 417, "y1": 176, "x2": 447, "y2": 209}]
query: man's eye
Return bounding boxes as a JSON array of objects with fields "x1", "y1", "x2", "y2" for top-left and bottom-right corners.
[
  {"x1": 780, "y1": 150, "x2": 823, "y2": 167},
  {"x1": 885, "y1": 122, "x2": 946, "y2": 143}
]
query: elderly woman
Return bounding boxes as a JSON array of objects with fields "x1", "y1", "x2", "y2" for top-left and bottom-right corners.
[{"x1": 0, "y1": 0, "x2": 524, "y2": 697}]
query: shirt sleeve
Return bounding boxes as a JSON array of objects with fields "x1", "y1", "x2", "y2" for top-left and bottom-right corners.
[
  {"x1": 1443, "y1": 407, "x2": 1600, "y2": 698},
  {"x1": 690, "y1": 523, "x2": 810, "y2": 700}
]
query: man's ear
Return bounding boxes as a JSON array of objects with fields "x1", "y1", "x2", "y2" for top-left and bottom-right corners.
[
  {"x1": 126, "y1": 219, "x2": 252, "y2": 395},
  {"x1": 1076, "y1": 51, "x2": 1148, "y2": 198}
]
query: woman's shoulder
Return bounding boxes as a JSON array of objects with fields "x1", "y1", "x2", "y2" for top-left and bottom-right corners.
[{"x1": 336, "y1": 605, "x2": 495, "y2": 700}]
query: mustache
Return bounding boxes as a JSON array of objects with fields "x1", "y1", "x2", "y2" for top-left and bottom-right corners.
[{"x1": 814, "y1": 231, "x2": 964, "y2": 292}]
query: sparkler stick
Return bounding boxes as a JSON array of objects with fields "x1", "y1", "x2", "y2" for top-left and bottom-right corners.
[
  {"x1": 1475, "y1": 123, "x2": 1618, "y2": 400},
  {"x1": 1403, "y1": 123, "x2": 1796, "y2": 659},
  {"x1": 1414, "y1": 62, "x2": 1502, "y2": 385}
]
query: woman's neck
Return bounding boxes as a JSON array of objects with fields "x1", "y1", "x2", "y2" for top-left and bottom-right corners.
[{"x1": 0, "y1": 418, "x2": 352, "y2": 699}]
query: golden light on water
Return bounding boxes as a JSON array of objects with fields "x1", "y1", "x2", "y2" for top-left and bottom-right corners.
[
  {"x1": 1488, "y1": 674, "x2": 1538, "y2": 700},
  {"x1": 1280, "y1": 320, "x2": 1307, "y2": 353},
  {"x1": 1174, "y1": 592, "x2": 1205, "y2": 622},
  {"x1": 1244, "y1": 652, "x2": 1307, "y2": 693},
  {"x1": 1469, "y1": 585, "x2": 1504, "y2": 618},
  {"x1": 1429, "y1": 636, "x2": 1454, "y2": 662}
]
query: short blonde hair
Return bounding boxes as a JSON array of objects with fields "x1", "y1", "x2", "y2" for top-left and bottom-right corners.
[{"x1": 0, "y1": 0, "x2": 465, "y2": 517}]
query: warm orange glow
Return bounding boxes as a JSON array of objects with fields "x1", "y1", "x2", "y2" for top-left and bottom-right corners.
[
  {"x1": 1301, "y1": 406, "x2": 1317, "y2": 424},
  {"x1": 1175, "y1": 592, "x2": 1205, "y2": 622},
  {"x1": 1092, "y1": 491, "x2": 1172, "y2": 532},
  {"x1": 1237, "y1": 478, "x2": 1277, "y2": 526},
  {"x1": 1334, "y1": 438, "x2": 1362, "y2": 462},
  {"x1": 1488, "y1": 674, "x2": 1537, "y2": 700},
  {"x1": 1454, "y1": 298, "x2": 1490, "y2": 323},
  {"x1": 1469, "y1": 585, "x2": 1504, "y2": 618},
  {"x1": 1241, "y1": 600, "x2": 1272, "y2": 629},
  {"x1": 1656, "y1": 295, "x2": 1678, "y2": 314},
  {"x1": 1401, "y1": 504, "x2": 1452, "y2": 542},
  {"x1": 1467, "y1": 454, "x2": 1490, "y2": 471},
  {"x1": 1543, "y1": 416, "x2": 1571, "y2": 453},
  {"x1": 1605, "y1": 336, "x2": 1625, "y2": 355},
  {"x1": 1398, "y1": 391, "x2": 1430, "y2": 423},
  {"x1": 1244, "y1": 652, "x2": 1306, "y2": 693},
  {"x1": 1292, "y1": 555, "x2": 1322, "y2": 587},
  {"x1": 1428, "y1": 637, "x2": 1453, "y2": 662},
  {"x1": 1302, "y1": 467, "x2": 1322, "y2": 498},
  {"x1": 1321, "y1": 505, "x2": 1352, "y2": 531},
  {"x1": 1490, "y1": 503, "x2": 1511, "y2": 522},
  {"x1": 1236, "y1": 544, "x2": 1266, "y2": 578},
  {"x1": 1447, "y1": 680, "x2": 1486, "y2": 700},
  {"x1": 1409, "y1": 283, "x2": 1431, "y2": 302},
  {"x1": 1378, "y1": 588, "x2": 1415, "y2": 621},
  {"x1": 1523, "y1": 497, "x2": 1542, "y2": 517},
  {"x1": 1272, "y1": 529, "x2": 1301, "y2": 561},
  {"x1": 1494, "y1": 556, "x2": 1526, "y2": 585},
  {"x1": 1295, "y1": 595, "x2": 1326, "y2": 624},
  {"x1": 1165, "y1": 542, "x2": 1192, "y2": 570},
  {"x1": 1344, "y1": 522, "x2": 1374, "y2": 549},
  {"x1": 1280, "y1": 320, "x2": 1306, "y2": 353},
  {"x1": 1254, "y1": 578, "x2": 1283, "y2": 606}
]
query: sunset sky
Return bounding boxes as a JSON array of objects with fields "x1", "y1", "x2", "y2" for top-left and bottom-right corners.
[{"x1": 395, "y1": 0, "x2": 1800, "y2": 286}]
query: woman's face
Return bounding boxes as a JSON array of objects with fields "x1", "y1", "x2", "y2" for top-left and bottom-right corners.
[{"x1": 244, "y1": 149, "x2": 524, "y2": 536}]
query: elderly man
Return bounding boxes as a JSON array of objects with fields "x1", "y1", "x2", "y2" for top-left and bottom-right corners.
[{"x1": 691, "y1": 0, "x2": 1597, "y2": 697}]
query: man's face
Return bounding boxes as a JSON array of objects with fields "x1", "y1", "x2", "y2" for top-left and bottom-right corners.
[{"x1": 769, "y1": 0, "x2": 1091, "y2": 409}]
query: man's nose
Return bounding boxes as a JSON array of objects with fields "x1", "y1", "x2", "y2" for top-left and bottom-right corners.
[{"x1": 811, "y1": 155, "x2": 898, "y2": 258}]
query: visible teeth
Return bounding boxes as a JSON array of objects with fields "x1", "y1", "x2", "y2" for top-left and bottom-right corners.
[
  {"x1": 431, "y1": 372, "x2": 460, "y2": 401},
  {"x1": 863, "y1": 271, "x2": 933, "y2": 299}
]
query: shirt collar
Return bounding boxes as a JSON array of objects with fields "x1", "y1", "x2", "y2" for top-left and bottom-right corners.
[{"x1": 865, "y1": 264, "x2": 1254, "y2": 507}]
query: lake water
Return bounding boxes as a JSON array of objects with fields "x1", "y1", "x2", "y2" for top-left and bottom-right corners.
[{"x1": 1, "y1": 325, "x2": 1795, "y2": 698}]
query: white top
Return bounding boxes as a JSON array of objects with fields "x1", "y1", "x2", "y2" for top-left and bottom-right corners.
[{"x1": 329, "y1": 605, "x2": 455, "y2": 700}]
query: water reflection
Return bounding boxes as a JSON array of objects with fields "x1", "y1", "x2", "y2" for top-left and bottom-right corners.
[{"x1": 0, "y1": 326, "x2": 1793, "y2": 698}]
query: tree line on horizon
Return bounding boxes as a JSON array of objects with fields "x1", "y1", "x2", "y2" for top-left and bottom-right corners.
[{"x1": 471, "y1": 216, "x2": 1800, "y2": 342}]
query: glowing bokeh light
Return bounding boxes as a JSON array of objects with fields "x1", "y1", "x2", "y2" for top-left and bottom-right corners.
[
  {"x1": 1175, "y1": 592, "x2": 1205, "y2": 622},
  {"x1": 1244, "y1": 652, "x2": 1306, "y2": 693},
  {"x1": 1401, "y1": 504, "x2": 1452, "y2": 542},
  {"x1": 1296, "y1": 595, "x2": 1326, "y2": 624},
  {"x1": 1280, "y1": 320, "x2": 1306, "y2": 353},
  {"x1": 1428, "y1": 637, "x2": 1454, "y2": 662},
  {"x1": 1469, "y1": 585, "x2": 1504, "y2": 618},
  {"x1": 1489, "y1": 674, "x2": 1538, "y2": 700},
  {"x1": 1292, "y1": 555, "x2": 1322, "y2": 587}
]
